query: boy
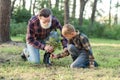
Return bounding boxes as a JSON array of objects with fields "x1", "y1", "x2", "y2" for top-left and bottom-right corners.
[{"x1": 52, "y1": 24, "x2": 98, "y2": 68}]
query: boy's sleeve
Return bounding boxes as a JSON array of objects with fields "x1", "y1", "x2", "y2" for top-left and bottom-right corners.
[
  {"x1": 80, "y1": 36, "x2": 92, "y2": 55},
  {"x1": 80, "y1": 35, "x2": 95, "y2": 59},
  {"x1": 56, "y1": 50, "x2": 70, "y2": 58}
]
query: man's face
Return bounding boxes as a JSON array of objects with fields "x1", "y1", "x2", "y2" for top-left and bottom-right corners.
[{"x1": 38, "y1": 15, "x2": 52, "y2": 29}]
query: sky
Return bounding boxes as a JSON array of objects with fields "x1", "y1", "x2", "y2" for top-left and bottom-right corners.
[{"x1": 16, "y1": 0, "x2": 120, "y2": 23}]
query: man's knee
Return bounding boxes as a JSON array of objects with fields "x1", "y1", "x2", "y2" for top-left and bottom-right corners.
[{"x1": 28, "y1": 58, "x2": 40, "y2": 64}]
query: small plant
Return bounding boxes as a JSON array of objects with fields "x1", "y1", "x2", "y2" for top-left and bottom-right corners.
[
  {"x1": 46, "y1": 29, "x2": 62, "y2": 50},
  {"x1": 43, "y1": 29, "x2": 62, "y2": 66}
]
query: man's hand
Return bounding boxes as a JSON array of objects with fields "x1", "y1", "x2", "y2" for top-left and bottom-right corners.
[{"x1": 44, "y1": 45, "x2": 54, "y2": 53}]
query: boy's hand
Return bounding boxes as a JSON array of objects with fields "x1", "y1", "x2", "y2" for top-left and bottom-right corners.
[
  {"x1": 63, "y1": 47, "x2": 68, "y2": 52},
  {"x1": 50, "y1": 54, "x2": 58, "y2": 59}
]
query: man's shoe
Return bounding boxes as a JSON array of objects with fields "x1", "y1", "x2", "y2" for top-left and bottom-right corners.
[
  {"x1": 45, "y1": 63, "x2": 52, "y2": 67},
  {"x1": 21, "y1": 52, "x2": 27, "y2": 61}
]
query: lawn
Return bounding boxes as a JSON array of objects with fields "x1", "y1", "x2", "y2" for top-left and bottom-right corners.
[{"x1": 0, "y1": 37, "x2": 120, "y2": 80}]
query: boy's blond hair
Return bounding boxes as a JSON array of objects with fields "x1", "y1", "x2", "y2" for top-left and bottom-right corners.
[{"x1": 62, "y1": 24, "x2": 75, "y2": 35}]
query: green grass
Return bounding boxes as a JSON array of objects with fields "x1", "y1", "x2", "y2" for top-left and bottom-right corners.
[
  {"x1": 0, "y1": 37, "x2": 120, "y2": 80},
  {"x1": 90, "y1": 38, "x2": 120, "y2": 44}
]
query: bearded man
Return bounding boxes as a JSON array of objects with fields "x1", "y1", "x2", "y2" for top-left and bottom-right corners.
[{"x1": 21, "y1": 8, "x2": 67, "y2": 66}]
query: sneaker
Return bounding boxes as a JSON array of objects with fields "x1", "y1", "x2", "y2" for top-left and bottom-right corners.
[
  {"x1": 43, "y1": 52, "x2": 51, "y2": 64},
  {"x1": 21, "y1": 52, "x2": 27, "y2": 61},
  {"x1": 45, "y1": 63, "x2": 52, "y2": 67},
  {"x1": 43, "y1": 52, "x2": 52, "y2": 67}
]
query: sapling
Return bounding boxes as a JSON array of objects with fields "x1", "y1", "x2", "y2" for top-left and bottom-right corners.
[{"x1": 43, "y1": 29, "x2": 62, "y2": 66}]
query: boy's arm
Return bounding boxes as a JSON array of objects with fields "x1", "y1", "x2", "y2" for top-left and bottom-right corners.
[
  {"x1": 56, "y1": 49, "x2": 70, "y2": 59},
  {"x1": 80, "y1": 36, "x2": 94, "y2": 59}
]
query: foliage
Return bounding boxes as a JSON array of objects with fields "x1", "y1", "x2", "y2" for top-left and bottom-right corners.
[
  {"x1": 12, "y1": 7, "x2": 31, "y2": 23},
  {"x1": 10, "y1": 20, "x2": 27, "y2": 42},
  {"x1": 69, "y1": 18, "x2": 120, "y2": 40},
  {"x1": 103, "y1": 25, "x2": 120, "y2": 40},
  {"x1": 10, "y1": 20, "x2": 27, "y2": 36},
  {"x1": 51, "y1": 8, "x2": 64, "y2": 25},
  {"x1": 46, "y1": 29, "x2": 62, "y2": 50}
]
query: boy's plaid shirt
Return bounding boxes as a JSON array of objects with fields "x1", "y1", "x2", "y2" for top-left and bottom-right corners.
[
  {"x1": 57, "y1": 31, "x2": 94, "y2": 59},
  {"x1": 26, "y1": 15, "x2": 67, "y2": 50}
]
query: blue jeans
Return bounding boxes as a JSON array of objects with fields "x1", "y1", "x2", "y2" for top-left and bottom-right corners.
[
  {"x1": 67, "y1": 44, "x2": 89, "y2": 68},
  {"x1": 23, "y1": 31, "x2": 59, "y2": 64}
]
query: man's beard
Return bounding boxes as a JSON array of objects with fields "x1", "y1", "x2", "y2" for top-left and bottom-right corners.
[{"x1": 40, "y1": 17, "x2": 52, "y2": 29}]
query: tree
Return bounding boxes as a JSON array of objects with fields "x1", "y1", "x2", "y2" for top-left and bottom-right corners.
[
  {"x1": 64, "y1": 0, "x2": 69, "y2": 24},
  {"x1": 0, "y1": 0, "x2": 11, "y2": 42},
  {"x1": 109, "y1": 0, "x2": 112, "y2": 26},
  {"x1": 29, "y1": 0, "x2": 32, "y2": 12},
  {"x1": 55, "y1": 0, "x2": 59, "y2": 10},
  {"x1": 11, "y1": 0, "x2": 17, "y2": 16},
  {"x1": 22, "y1": 0, "x2": 26, "y2": 8},
  {"x1": 114, "y1": 0, "x2": 120, "y2": 24},
  {"x1": 48, "y1": 0, "x2": 52, "y2": 8},
  {"x1": 33, "y1": 0, "x2": 36, "y2": 15},
  {"x1": 72, "y1": 0, "x2": 76, "y2": 18},
  {"x1": 89, "y1": 0, "x2": 98, "y2": 28},
  {"x1": 79, "y1": 0, "x2": 88, "y2": 26}
]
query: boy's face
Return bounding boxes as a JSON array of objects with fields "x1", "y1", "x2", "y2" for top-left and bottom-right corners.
[
  {"x1": 62, "y1": 31, "x2": 75, "y2": 40},
  {"x1": 63, "y1": 34, "x2": 74, "y2": 39}
]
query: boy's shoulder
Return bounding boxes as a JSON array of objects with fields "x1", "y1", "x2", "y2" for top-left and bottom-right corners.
[{"x1": 79, "y1": 32, "x2": 88, "y2": 40}]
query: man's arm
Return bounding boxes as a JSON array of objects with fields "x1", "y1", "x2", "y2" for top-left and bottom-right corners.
[
  {"x1": 52, "y1": 16, "x2": 67, "y2": 49},
  {"x1": 26, "y1": 20, "x2": 45, "y2": 50}
]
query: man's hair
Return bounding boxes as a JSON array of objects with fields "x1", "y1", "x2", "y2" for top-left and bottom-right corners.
[
  {"x1": 38, "y1": 8, "x2": 52, "y2": 17},
  {"x1": 62, "y1": 24, "x2": 75, "y2": 35}
]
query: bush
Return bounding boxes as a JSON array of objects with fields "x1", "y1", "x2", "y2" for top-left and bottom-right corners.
[
  {"x1": 103, "y1": 25, "x2": 120, "y2": 40},
  {"x1": 10, "y1": 20, "x2": 27, "y2": 36},
  {"x1": 51, "y1": 8, "x2": 64, "y2": 25},
  {"x1": 12, "y1": 7, "x2": 31, "y2": 23},
  {"x1": 70, "y1": 18, "x2": 120, "y2": 40}
]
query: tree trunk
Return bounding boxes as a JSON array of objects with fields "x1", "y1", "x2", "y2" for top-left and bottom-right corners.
[
  {"x1": 90, "y1": 0, "x2": 97, "y2": 27},
  {"x1": 114, "y1": 0, "x2": 119, "y2": 24},
  {"x1": 55, "y1": 0, "x2": 59, "y2": 10},
  {"x1": 48, "y1": 0, "x2": 51, "y2": 8},
  {"x1": 79, "y1": 0, "x2": 88, "y2": 26},
  {"x1": 11, "y1": 0, "x2": 17, "y2": 16},
  {"x1": 109, "y1": 0, "x2": 112, "y2": 26},
  {"x1": 72, "y1": 0, "x2": 76, "y2": 18},
  {"x1": 23, "y1": 0, "x2": 26, "y2": 8},
  {"x1": 0, "y1": 0, "x2": 11, "y2": 42},
  {"x1": 29, "y1": 0, "x2": 32, "y2": 12},
  {"x1": 64, "y1": 0, "x2": 69, "y2": 24},
  {"x1": 60, "y1": 0, "x2": 64, "y2": 10},
  {"x1": 33, "y1": 0, "x2": 36, "y2": 15}
]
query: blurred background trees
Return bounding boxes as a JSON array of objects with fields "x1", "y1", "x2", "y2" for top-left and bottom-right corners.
[
  {"x1": 0, "y1": 0, "x2": 120, "y2": 43},
  {"x1": 0, "y1": 0, "x2": 11, "y2": 42}
]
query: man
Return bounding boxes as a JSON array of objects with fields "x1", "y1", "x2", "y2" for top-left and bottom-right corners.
[{"x1": 21, "y1": 8, "x2": 67, "y2": 66}]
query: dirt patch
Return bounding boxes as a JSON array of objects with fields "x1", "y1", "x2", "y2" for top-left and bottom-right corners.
[{"x1": 0, "y1": 41, "x2": 25, "y2": 47}]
